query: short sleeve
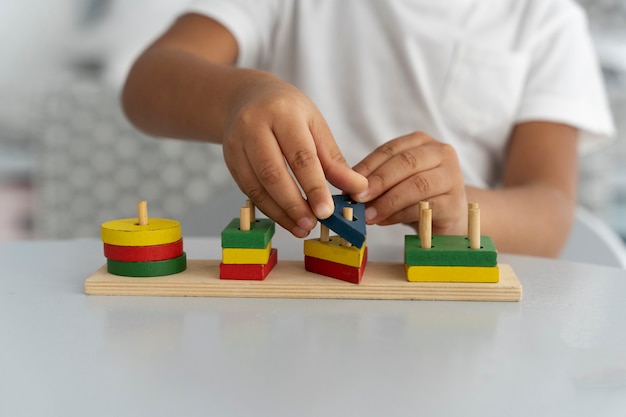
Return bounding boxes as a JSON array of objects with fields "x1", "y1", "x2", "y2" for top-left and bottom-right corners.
[
  {"x1": 183, "y1": 0, "x2": 283, "y2": 69},
  {"x1": 516, "y1": 3, "x2": 615, "y2": 152}
]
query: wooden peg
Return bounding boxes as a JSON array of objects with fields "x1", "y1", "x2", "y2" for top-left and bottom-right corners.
[
  {"x1": 341, "y1": 207, "x2": 354, "y2": 247},
  {"x1": 420, "y1": 208, "x2": 432, "y2": 249},
  {"x1": 320, "y1": 224, "x2": 330, "y2": 243},
  {"x1": 469, "y1": 207, "x2": 481, "y2": 249},
  {"x1": 468, "y1": 202, "x2": 478, "y2": 240},
  {"x1": 418, "y1": 201, "x2": 430, "y2": 236},
  {"x1": 137, "y1": 201, "x2": 148, "y2": 226},
  {"x1": 246, "y1": 199, "x2": 256, "y2": 224},
  {"x1": 418, "y1": 202, "x2": 429, "y2": 239},
  {"x1": 240, "y1": 207, "x2": 251, "y2": 231}
]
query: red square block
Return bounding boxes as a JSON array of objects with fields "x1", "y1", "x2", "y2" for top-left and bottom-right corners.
[
  {"x1": 304, "y1": 248, "x2": 368, "y2": 284},
  {"x1": 220, "y1": 248, "x2": 278, "y2": 280}
]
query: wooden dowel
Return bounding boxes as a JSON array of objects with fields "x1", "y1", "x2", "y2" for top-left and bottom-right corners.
[
  {"x1": 137, "y1": 201, "x2": 148, "y2": 226},
  {"x1": 240, "y1": 207, "x2": 251, "y2": 231},
  {"x1": 467, "y1": 202, "x2": 478, "y2": 240},
  {"x1": 418, "y1": 202, "x2": 429, "y2": 239},
  {"x1": 341, "y1": 207, "x2": 353, "y2": 247},
  {"x1": 421, "y1": 208, "x2": 432, "y2": 249},
  {"x1": 418, "y1": 201, "x2": 430, "y2": 236},
  {"x1": 246, "y1": 199, "x2": 256, "y2": 224},
  {"x1": 320, "y1": 224, "x2": 330, "y2": 242},
  {"x1": 342, "y1": 207, "x2": 353, "y2": 221},
  {"x1": 469, "y1": 207, "x2": 481, "y2": 249}
]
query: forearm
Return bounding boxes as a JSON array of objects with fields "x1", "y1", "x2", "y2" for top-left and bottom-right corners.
[
  {"x1": 122, "y1": 46, "x2": 275, "y2": 142},
  {"x1": 122, "y1": 15, "x2": 368, "y2": 236},
  {"x1": 466, "y1": 184, "x2": 575, "y2": 257}
]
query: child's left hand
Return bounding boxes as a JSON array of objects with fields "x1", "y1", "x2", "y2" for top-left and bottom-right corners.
[{"x1": 350, "y1": 132, "x2": 467, "y2": 235}]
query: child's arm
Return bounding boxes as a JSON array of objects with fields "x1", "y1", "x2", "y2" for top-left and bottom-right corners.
[
  {"x1": 351, "y1": 121, "x2": 578, "y2": 257},
  {"x1": 467, "y1": 121, "x2": 578, "y2": 257},
  {"x1": 122, "y1": 14, "x2": 367, "y2": 238}
]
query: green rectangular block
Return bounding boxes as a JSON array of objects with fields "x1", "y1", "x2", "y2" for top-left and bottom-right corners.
[
  {"x1": 404, "y1": 235, "x2": 497, "y2": 267},
  {"x1": 221, "y1": 218, "x2": 276, "y2": 249}
]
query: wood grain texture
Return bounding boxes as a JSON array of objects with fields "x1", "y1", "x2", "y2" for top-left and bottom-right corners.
[{"x1": 85, "y1": 261, "x2": 522, "y2": 302}]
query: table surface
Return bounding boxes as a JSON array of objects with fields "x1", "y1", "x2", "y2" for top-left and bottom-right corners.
[{"x1": 2, "y1": 237, "x2": 626, "y2": 417}]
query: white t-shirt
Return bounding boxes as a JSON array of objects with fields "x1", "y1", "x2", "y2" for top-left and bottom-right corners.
[{"x1": 185, "y1": 0, "x2": 614, "y2": 241}]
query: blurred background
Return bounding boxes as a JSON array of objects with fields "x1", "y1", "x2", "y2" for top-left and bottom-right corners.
[
  {"x1": 0, "y1": 0, "x2": 239, "y2": 240},
  {"x1": 0, "y1": 0, "x2": 625, "y2": 243}
]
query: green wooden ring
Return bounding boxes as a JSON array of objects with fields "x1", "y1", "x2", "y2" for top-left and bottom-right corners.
[{"x1": 107, "y1": 253, "x2": 187, "y2": 277}]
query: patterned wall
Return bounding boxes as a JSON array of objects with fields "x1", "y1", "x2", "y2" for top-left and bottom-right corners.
[{"x1": 33, "y1": 76, "x2": 238, "y2": 238}]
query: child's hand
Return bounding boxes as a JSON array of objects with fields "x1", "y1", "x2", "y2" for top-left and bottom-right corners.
[
  {"x1": 222, "y1": 74, "x2": 368, "y2": 237},
  {"x1": 351, "y1": 132, "x2": 467, "y2": 235}
]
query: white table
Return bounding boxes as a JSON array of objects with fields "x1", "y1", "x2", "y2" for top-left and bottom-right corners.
[{"x1": 1, "y1": 237, "x2": 626, "y2": 417}]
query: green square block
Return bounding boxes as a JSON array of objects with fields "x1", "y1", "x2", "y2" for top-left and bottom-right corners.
[
  {"x1": 404, "y1": 235, "x2": 497, "y2": 267},
  {"x1": 221, "y1": 218, "x2": 276, "y2": 249}
]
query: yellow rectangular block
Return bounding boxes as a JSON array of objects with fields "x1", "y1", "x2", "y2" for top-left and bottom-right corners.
[
  {"x1": 222, "y1": 243, "x2": 272, "y2": 265},
  {"x1": 405, "y1": 264, "x2": 499, "y2": 283},
  {"x1": 304, "y1": 237, "x2": 366, "y2": 267}
]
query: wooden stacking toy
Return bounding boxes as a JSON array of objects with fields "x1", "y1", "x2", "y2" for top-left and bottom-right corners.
[
  {"x1": 86, "y1": 196, "x2": 522, "y2": 302},
  {"x1": 404, "y1": 202, "x2": 499, "y2": 283},
  {"x1": 219, "y1": 200, "x2": 278, "y2": 280},
  {"x1": 304, "y1": 196, "x2": 368, "y2": 284},
  {"x1": 101, "y1": 201, "x2": 186, "y2": 277}
]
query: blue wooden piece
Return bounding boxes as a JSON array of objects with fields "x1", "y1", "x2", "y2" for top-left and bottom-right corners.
[{"x1": 318, "y1": 195, "x2": 366, "y2": 248}]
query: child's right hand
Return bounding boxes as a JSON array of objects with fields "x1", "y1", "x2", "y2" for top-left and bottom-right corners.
[{"x1": 221, "y1": 73, "x2": 368, "y2": 238}]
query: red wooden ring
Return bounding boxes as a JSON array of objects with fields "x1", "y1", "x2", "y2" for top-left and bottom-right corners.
[{"x1": 103, "y1": 239, "x2": 184, "y2": 262}]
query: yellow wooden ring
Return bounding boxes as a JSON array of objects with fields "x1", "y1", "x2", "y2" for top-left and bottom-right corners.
[{"x1": 101, "y1": 218, "x2": 181, "y2": 246}]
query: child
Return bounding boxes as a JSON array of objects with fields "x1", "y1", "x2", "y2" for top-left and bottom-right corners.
[{"x1": 122, "y1": 0, "x2": 614, "y2": 256}]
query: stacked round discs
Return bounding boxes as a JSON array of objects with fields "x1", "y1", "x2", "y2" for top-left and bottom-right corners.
[{"x1": 101, "y1": 201, "x2": 186, "y2": 277}]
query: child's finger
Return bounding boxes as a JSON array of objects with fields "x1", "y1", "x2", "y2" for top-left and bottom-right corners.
[
  {"x1": 379, "y1": 193, "x2": 464, "y2": 235},
  {"x1": 364, "y1": 167, "x2": 449, "y2": 224},
  {"x1": 358, "y1": 143, "x2": 445, "y2": 203},
  {"x1": 272, "y1": 119, "x2": 335, "y2": 220},
  {"x1": 311, "y1": 118, "x2": 368, "y2": 195},
  {"x1": 223, "y1": 141, "x2": 309, "y2": 237},
  {"x1": 366, "y1": 169, "x2": 455, "y2": 224},
  {"x1": 352, "y1": 132, "x2": 433, "y2": 179},
  {"x1": 244, "y1": 128, "x2": 318, "y2": 234}
]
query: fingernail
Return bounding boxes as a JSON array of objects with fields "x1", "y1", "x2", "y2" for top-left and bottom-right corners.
[
  {"x1": 292, "y1": 227, "x2": 309, "y2": 238},
  {"x1": 365, "y1": 206, "x2": 377, "y2": 222},
  {"x1": 298, "y1": 217, "x2": 316, "y2": 231},
  {"x1": 354, "y1": 189, "x2": 369, "y2": 201},
  {"x1": 315, "y1": 204, "x2": 333, "y2": 220}
]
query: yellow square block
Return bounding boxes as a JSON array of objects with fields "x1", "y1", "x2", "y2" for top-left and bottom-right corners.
[
  {"x1": 304, "y1": 237, "x2": 366, "y2": 267},
  {"x1": 405, "y1": 264, "x2": 499, "y2": 283},
  {"x1": 222, "y1": 243, "x2": 272, "y2": 265}
]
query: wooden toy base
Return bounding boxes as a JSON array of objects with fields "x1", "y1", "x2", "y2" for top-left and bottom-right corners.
[{"x1": 85, "y1": 261, "x2": 522, "y2": 302}]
